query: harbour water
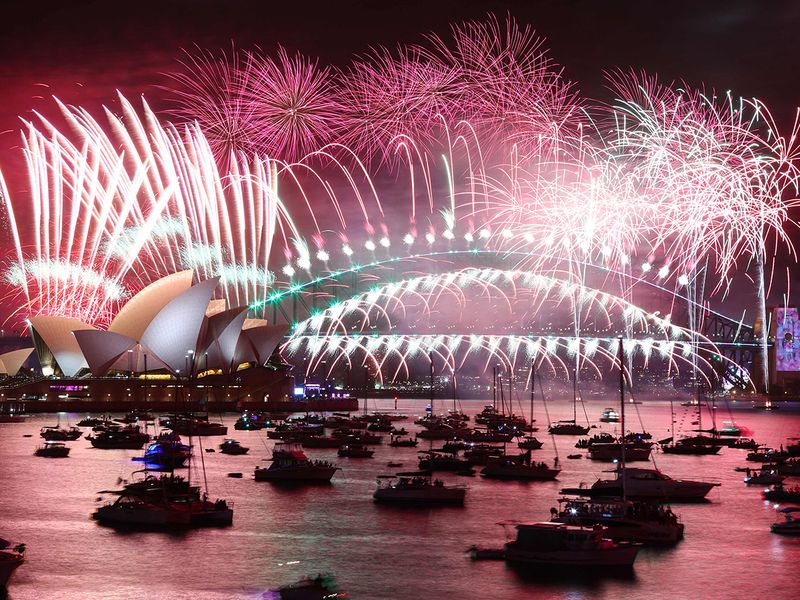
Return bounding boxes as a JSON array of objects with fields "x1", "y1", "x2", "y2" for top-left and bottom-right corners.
[{"x1": 1, "y1": 399, "x2": 799, "y2": 599}]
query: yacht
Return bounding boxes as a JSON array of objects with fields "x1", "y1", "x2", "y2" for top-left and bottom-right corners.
[
  {"x1": 373, "y1": 473, "x2": 467, "y2": 505},
  {"x1": 743, "y1": 468, "x2": 785, "y2": 485},
  {"x1": 34, "y1": 441, "x2": 70, "y2": 458},
  {"x1": 588, "y1": 441, "x2": 652, "y2": 462},
  {"x1": 254, "y1": 442, "x2": 337, "y2": 483},
  {"x1": 337, "y1": 444, "x2": 374, "y2": 458},
  {"x1": 763, "y1": 483, "x2": 800, "y2": 503},
  {"x1": 518, "y1": 436, "x2": 544, "y2": 450},
  {"x1": 661, "y1": 437, "x2": 721, "y2": 455},
  {"x1": 389, "y1": 435, "x2": 418, "y2": 447},
  {"x1": 88, "y1": 425, "x2": 150, "y2": 449},
  {"x1": 553, "y1": 498, "x2": 684, "y2": 545},
  {"x1": 0, "y1": 538, "x2": 24, "y2": 589},
  {"x1": 599, "y1": 408, "x2": 620, "y2": 423},
  {"x1": 771, "y1": 507, "x2": 800, "y2": 536},
  {"x1": 480, "y1": 452, "x2": 560, "y2": 481},
  {"x1": 135, "y1": 433, "x2": 192, "y2": 468},
  {"x1": 169, "y1": 417, "x2": 228, "y2": 436},
  {"x1": 93, "y1": 495, "x2": 192, "y2": 528},
  {"x1": 40, "y1": 425, "x2": 82, "y2": 441},
  {"x1": 418, "y1": 451, "x2": 471, "y2": 472},
  {"x1": 268, "y1": 574, "x2": 347, "y2": 599},
  {"x1": 95, "y1": 473, "x2": 233, "y2": 528},
  {"x1": 561, "y1": 467, "x2": 719, "y2": 501},
  {"x1": 502, "y1": 521, "x2": 640, "y2": 569},
  {"x1": 549, "y1": 420, "x2": 590, "y2": 436},
  {"x1": 219, "y1": 439, "x2": 250, "y2": 455}
]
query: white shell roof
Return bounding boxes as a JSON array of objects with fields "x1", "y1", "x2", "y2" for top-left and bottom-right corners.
[
  {"x1": 108, "y1": 270, "x2": 193, "y2": 341},
  {"x1": 28, "y1": 316, "x2": 96, "y2": 376},
  {"x1": 140, "y1": 277, "x2": 220, "y2": 373}
]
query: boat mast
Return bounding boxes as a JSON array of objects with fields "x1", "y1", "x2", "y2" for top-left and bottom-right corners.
[
  {"x1": 572, "y1": 368, "x2": 577, "y2": 423},
  {"x1": 429, "y1": 351, "x2": 434, "y2": 418},
  {"x1": 530, "y1": 361, "x2": 535, "y2": 427},
  {"x1": 492, "y1": 365, "x2": 497, "y2": 412},
  {"x1": 618, "y1": 337, "x2": 626, "y2": 502}
]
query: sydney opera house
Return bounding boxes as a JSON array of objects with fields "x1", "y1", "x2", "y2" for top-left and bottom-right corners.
[{"x1": 0, "y1": 271, "x2": 316, "y2": 411}]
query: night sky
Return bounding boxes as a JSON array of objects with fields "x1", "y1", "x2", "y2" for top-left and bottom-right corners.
[
  {"x1": 3, "y1": 0, "x2": 800, "y2": 151},
  {"x1": 1, "y1": 0, "x2": 799, "y2": 316}
]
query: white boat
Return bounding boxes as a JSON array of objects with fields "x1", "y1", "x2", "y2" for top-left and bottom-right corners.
[
  {"x1": 373, "y1": 473, "x2": 466, "y2": 505},
  {"x1": 503, "y1": 521, "x2": 640, "y2": 568},
  {"x1": 562, "y1": 467, "x2": 719, "y2": 501},
  {"x1": 599, "y1": 408, "x2": 620, "y2": 423}
]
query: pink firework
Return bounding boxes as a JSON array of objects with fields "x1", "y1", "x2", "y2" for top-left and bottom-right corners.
[
  {"x1": 424, "y1": 14, "x2": 582, "y2": 155},
  {"x1": 339, "y1": 44, "x2": 465, "y2": 160},
  {"x1": 241, "y1": 47, "x2": 344, "y2": 162},
  {"x1": 165, "y1": 46, "x2": 258, "y2": 170}
]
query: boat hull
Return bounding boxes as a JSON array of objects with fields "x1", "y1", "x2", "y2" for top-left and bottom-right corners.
[
  {"x1": 504, "y1": 543, "x2": 639, "y2": 568},
  {"x1": 93, "y1": 505, "x2": 192, "y2": 528},
  {"x1": 373, "y1": 488, "x2": 466, "y2": 505},
  {"x1": 481, "y1": 466, "x2": 560, "y2": 480},
  {"x1": 254, "y1": 467, "x2": 337, "y2": 483}
]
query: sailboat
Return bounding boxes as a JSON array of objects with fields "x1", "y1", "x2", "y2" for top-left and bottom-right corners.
[
  {"x1": 518, "y1": 363, "x2": 543, "y2": 450},
  {"x1": 548, "y1": 370, "x2": 590, "y2": 435},
  {"x1": 662, "y1": 384, "x2": 722, "y2": 455}
]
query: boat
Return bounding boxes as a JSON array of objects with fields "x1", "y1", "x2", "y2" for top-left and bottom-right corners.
[
  {"x1": 135, "y1": 433, "x2": 192, "y2": 468},
  {"x1": 266, "y1": 574, "x2": 347, "y2": 600},
  {"x1": 373, "y1": 472, "x2": 466, "y2": 505},
  {"x1": 731, "y1": 438, "x2": 760, "y2": 450},
  {"x1": 0, "y1": 538, "x2": 25, "y2": 589},
  {"x1": 561, "y1": 466, "x2": 719, "y2": 501},
  {"x1": 743, "y1": 468, "x2": 785, "y2": 485},
  {"x1": 337, "y1": 444, "x2": 374, "y2": 458},
  {"x1": 480, "y1": 451, "x2": 560, "y2": 481},
  {"x1": 763, "y1": 483, "x2": 800, "y2": 502},
  {"x1": 418, "y1": 451, "x2": 471, "y2": 472},
  {"x1": 34, "y1": 441, "x2": 70, "y2": 457},
  {"x1": 518, "y1": 436, "x2": 544, "y2": 450},
  {"x1": 502, "y1": 521, "x2": 640, "y2": 569},
  {"x1": 553, "y1": 497, "x2": 684, "y2": 545},
  {"x1": 293, "y1": 435, "x2": 343, "y2": 448},
  {"x1": 415, "y1": 424, "x2": 468, "y2": 440},
  {"x1": 40, "y1": 425, "x2": 82, "y2": 441},
  {"x1": 575, "y1": 433, "x2": 615, "y2": 449},
  {"x1": 661, "y1": 437, "x2": 722, "y2": 455},
  {"x1": 462, "y1": 429, "x2": 514, "y2": 443},
  {"x1": 254, "y1": 442, "x2": 337, "y2": 483},
  {"x1": 599, "y1": 408, "x2": 620, "y2": 423},
  {"x1": 771, "y1": 507, "x2": 800, "y2": 536},
  {"x1": 588, "y1": 441, "x2": 652, "y2": 462},
  {"x1": 87, "y1": 425, "x2": 150, "y2": 449},
  {"x1": 549, "y1": 420, "x2": 591, "y2": 436},
  {"x1": 219, "y1": 439, "x2": 249, "y2": 455},
  {"x1": 389, "y1": 435, "x2": 418, "y2": 447},
  {"x1": 233, "y1": 412, "x2": 266, "y2": 430},
  {"x1": 96, "y1": 472, "x2": 234, "y2": 528},
  {"x1": 76, "y1": 416, "x2": 107, "y2": 427},
  {"x1": 778, "y1": 458, "x2": 800, "y2": 476},
  {"x1": 747, "y1": 448, "x2": 789, "y2": 463},
  {"x1": 93, "y1": 494, "x2": 193, "y2": 528},
  {"x1": 169, "y1": 417, "x2": 228, "y2": 436}
]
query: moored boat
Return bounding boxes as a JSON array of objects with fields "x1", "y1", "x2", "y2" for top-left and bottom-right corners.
[
  {"x1": 373, "y1": 472, "x2": 466, "y2": 505},
  {"x1": 219, "y1": 439, "x2": 249, "y2": 455},
  {"x1": 337, "y1": 443, "x2": 374, "y2": 458},
  {"x1": 88, "y1": 425, "x2": 149, "y2": 449},
  {"x1": 599, "y1": 408, "x2": 620, "y2": 423},
  {"x1": 502, "y1": 521, "x2": 640, "y2": 569},
  {"x1": 553, "y1": 497, "x2": 684, "y2": 545},
  {"x1": 480, "y1": 452, "x2": 560, "y2": 481},
  {"x1": 771, "y1": 507, "x2": 800, "y2": 536},
  {"x1": 561, "y1": 466, "x2": 719, "y2": 501},
  {"x1": 254, "y1": 442, "x2": 337, "y2": 483},
  {"x1": 34, "y1": 441, "x2": 70, "y2": 457}
]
